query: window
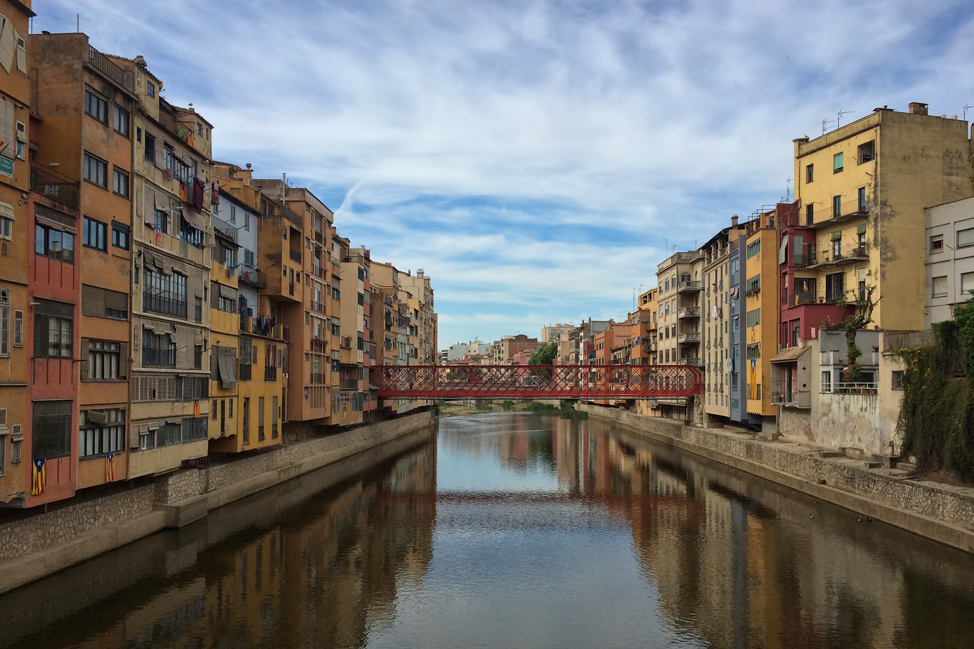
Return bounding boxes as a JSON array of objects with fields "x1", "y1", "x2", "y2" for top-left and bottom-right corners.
[
  {"x1": 85, "y1": 339, "x2": 123, "y2": 380},
  {"x1": 958, "y1": 228, "x2": 974, "y2": 248},
  {"x1": 113, "y1": 105, "x2": 130, "y2": 137},
  {"x1": 821, "y1": 370, "x2": 832, "y2": 393},
  {"x1": 858, "y1": 140, "x2": 875, "y2": 164},
  {"x1": 832, "y1": 195, "x2": 841, "y2": 217},
  {"x1": 933, "y1": 275, "x2": 948, "y2": 298},
  {"x1": 891, "y1": 370, "x2": 905, "y2": 390},
  {"x1": 831, "y1": 232, "x2": 842, "y2": 257},
  {"x1": 0, "y1": 213, "x2": 10, "y2": 240},
  {"x1": 746, "y1": 240, "x2": 761, "y2": 259},
  {"x1": 142, "y1": 327, "x2": 176, "y2": 366},
  {"x1": 195, "y1": 296, "x2": 203, "y2": 322},
  {"x1": 857, "y1": 187, "x2": 866, "y2": 211},
  {"x1": 833, "y1": 151, "x2": 844, "y2": 173},
  {"x1": 84, "y1": 88, "x2": 108, "y2": 124},
  {"x1": 144, "y1": 134, "x2": 156, "y2": 164},
  {"x1": 805, "y1": 163, "x2": 814, "y2": 183},
  {"x1": 83, "y1": 152, "x2": 108, "y2": 188},
  {"x1": 32, "y1": 400, "x2": 72, "y2": 460},
  {"x1": 825, "y1": 272, "x2": 844, "y2": 302},
  {"x1": 746, "y1": 275, "x2": 760, "y2": 294},
  {"x1": 244, "y1": 212, "x2": 250, "y2": 231},
  {"x1": 0, "y1": 290, "x2": 7, "y2": 356},
  {"x1": 79, "y1": 409, "x2": 125, "y2": 459},
  {"x1": 143, "y1": 268, "x2": 187, "y2": 318},
  {"x1": 14, "y1": 309, "x2": 22, "y2": 348},
  {"x1": 112, "y1": 221, "x2": 130, "y2": 250},
  {"x1": 33, "y1": 300, "x2": 73, "y2": 358},
  {"x1": 113, "y1": 167, "x2": 130, "y2": 198},
  {"x1": 35, "y1": 224, "x2": 75, "y2": 263},
  {"x1": 930, "y1": 235, "x2": 944, "y2": 253},
  {"x1": 154, "y1": 208, "x2": 168, "y2": 235},
  {"x1": 180, "y1": 215, "x2": 203, "y2": 248},
  {"x1": 82, "y1": 216, "x2": 108, "y2": 251},
  {"x1": 961, "y1": 272, "x2": 974, "y2": 298},
  {"x1": 745, "y1": 308, "x2": 761, "y2": 328},
  {"x1": 805, "y1": 203, "x2": 814, "y2": 226},
  {"x1": 82, "y1": 284, "x2": 128, "y2": 320},
  {"x1": 229, "y1": 204, "x2": 236, "y2": 222},
  {"x1": 147, "y1": 81, "x2": 156, "y2": 98}
]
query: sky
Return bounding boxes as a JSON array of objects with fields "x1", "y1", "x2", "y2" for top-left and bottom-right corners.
[{"x1": 36, "y1": 0, "x2": 974, "y2": 350}]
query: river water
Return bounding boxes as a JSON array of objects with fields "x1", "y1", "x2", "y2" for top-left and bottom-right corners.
[{"x1": 3, "y1": 412, "x2": 974, "y2": 649}]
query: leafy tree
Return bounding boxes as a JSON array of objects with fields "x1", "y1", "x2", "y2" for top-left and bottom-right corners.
[{"x1": 529, "y1": 341, "x2": 558, "y2": 366}]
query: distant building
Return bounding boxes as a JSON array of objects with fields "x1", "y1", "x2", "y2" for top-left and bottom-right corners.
[{"x1": 541, "y1": 323, "x2": 572, "y2": 345}]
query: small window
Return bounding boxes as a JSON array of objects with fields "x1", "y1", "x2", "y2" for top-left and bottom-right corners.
[
  {"x1": 144, "y1": 134, "x2": 156, "y2": 164},
  {"x1": 35, "y1": 224, "x2": 75, "y2": 263},
  {"x1": 857, "y1": 187, "x2": 866, "y2": 211},
  {"x1": 82, "y1": 216, "x2": 108, "y2": 252},
  {"x1": 113, "y1": 105, "x2": 130, "y2": 137},
  {"x1": 805, "y1": 164, "x2": 813, "y2": 183},
  {"x1": 958, "y1": 228, "x2": 974, "y2": 248},
  {"x1": 858, "y1": 140, "x2": 875, "y2": 164},
  {"x1": 112, "y1": 222, "x2": 130, "y2": 250},
  {"x1": 930, "y1": 235, "x2": 944, "y2": 253},
  {"x1": 805, "y1": 203, "x2": 814, "y2": 225},
  {"x1": 84, "y1": 88, "x2": 108, "y2": 124},
  {"x1": 0, "y1": 214, "x2": 11, "y2": 240},
  {"x1": 113, "y1": 167, "x2": 130, "y2": 198},
  {"x1": 821, "y1": 370, "x2": 832, "y2": 393},
  {"x1": 833, "y1": 151, "x2": 844, "y2": 173},
  {"x1": 832, "y1": 195, "x2": 842, "y2": 217},
  {"x1": 961, "y1": 272, "x2": 974, "y2": 298},
  {"x1": 891, "y1": 370, "x2": 904, "y2": 390},
  {"x1": 83, "y1": 152, "x2": 108, "y2": 188},
  {"x1": 932, "y1": 275, "x2": 948, "y2": 298},
  {"x1": 147, "y1": 81, "x2": 156, "y2": 98}
]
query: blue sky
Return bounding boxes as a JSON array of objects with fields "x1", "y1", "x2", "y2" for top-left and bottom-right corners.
[{"x1": 37, "y1": 0, "x2": 974, "y2": 349}]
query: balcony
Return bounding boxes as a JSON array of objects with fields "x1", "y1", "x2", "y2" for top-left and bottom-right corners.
[
  {"x1": 678, "y1": 332, "x2": 700, "y2": 344},
  {"x1": 242, "y1": 315, "x2": 283, "y2": 339},
  {"x1": 312, "y1": 300, "x2": 327, "y2": 315},
  {"x1": 212, "y1": 215, "x2": 237, "y2": 243},
  {"x1": 87, "y1": 46, "x2": 135, "y2": 92},
  {"x1": 809, "y1": 198, "x2": 868, "y2": 229},
  {"x1": 823, "y1": 381, "x2": 878, "y2": 394},
  {"x1": 239, "y1": 269, "x2": 267, "y2": 289},
  {"x1": 30, "y1": 164, "x2": 80, "y2": 209},
  {"x1": 782, "y1": 289, "x2": 819, "y2": 307},
  {"x1": 677, "y1": 357, "x2": 704, "y2": 368},
  {"x1": 677, "y1": 280, "x2": 702, "y2": 293},
  {"x1": 239, "y1": 364, "x2": 252, "y2": 381},
  {"x1": 805, "y1": 244, "x2": 869, "y2": 270},
  {"x1": 771, "y1": 384, "x2": 812, "y2": 408},
  {"x1": 264, "y1": 366, "x2": 278, "y2": 382},
  {"x1": 678, "y1": 306, "x2": 700, "y2": 319},
  {"x1": 310, "y1": 338, "x2": 328, "y2": 353},
  {"x1": 289, "y1": 248, "x2": 302, "y2": 263},
  {"x1": 282, "y1": 205, "x2": 303, "y2": 227}
]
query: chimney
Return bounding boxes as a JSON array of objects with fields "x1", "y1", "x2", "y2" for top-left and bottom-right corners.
[
  {"x1": 417, "y1": 269, "x2": 424, "y2": 278},
  {"x1": 909, "y1": 102, "x2": 929, "y2": 115},
  {"x1": 731, "y1": 214, "x2": 739, "y2": 227},
  {"x1": 237, "y1": 162, "x2": 253, "y2": 183}
]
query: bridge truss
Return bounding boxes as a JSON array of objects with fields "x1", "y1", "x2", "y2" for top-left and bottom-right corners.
[{"x1": 369, "y1": 364, "x2": 703, "y2": 400}]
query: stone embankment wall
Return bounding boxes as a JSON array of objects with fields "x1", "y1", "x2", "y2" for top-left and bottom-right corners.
[
  {"x1": 578, "y1": 404, "x2": 974, "y2": 553},
  {"x1": 0, "y1": 411, "x2": 436, "y2": 593}
]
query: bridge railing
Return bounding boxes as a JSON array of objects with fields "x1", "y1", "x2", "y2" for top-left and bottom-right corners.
[{"x1": 369, "y1": 364, "x2": 703, "y2": 399}]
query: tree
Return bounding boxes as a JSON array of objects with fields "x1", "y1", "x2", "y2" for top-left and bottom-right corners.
[
  {"x1": 529, "y1": 341, "x2": 558, "y2": 366},
  {"x1": 830, "y1": 285, "x2": 878, "y2": 382}
]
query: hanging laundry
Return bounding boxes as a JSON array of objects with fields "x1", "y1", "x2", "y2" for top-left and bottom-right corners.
[
  {"x1": 193, "y1": 177, "x2": 204, "y2": 212},
  {"x1": 166, "y1": 167, "x2": 173, "y2": 181},
  {"x1": 212, "y1": 180, "x2": 220, "y2": 202}
]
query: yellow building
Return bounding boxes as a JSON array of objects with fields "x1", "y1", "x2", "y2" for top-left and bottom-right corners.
[
  {"x1": 791, "y1": 103, "x2": 973, "y2": 333},
  {"x1": 743, "y1": 211, "x2": 779, "y2": 428},
  {"x1": 210, "y1": 163, "x2": 287, "y2": 452},
  {"x1": 655, "y1": 251, "x2": 703, "y2": 419}
]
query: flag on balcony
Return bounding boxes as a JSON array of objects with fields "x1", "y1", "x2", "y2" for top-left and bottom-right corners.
[
  {"x1": 31, "y1": 458, "x2": 46, "y2": 496},
  {"x1": 749, "y1": 359, "x2": 757, "y2": 400},
  {"x1": 194, "y1": 399, "x2": 201, "y2": 418},
  {"x1": 179, "y1": 182, "x2": 188, "y2": 202},
  {"x1": 155, "y1": 226, "x2": 162, "y2": 245},
  {"x1": 105, "y1": 453, "x2": 115, "y2": 482}
]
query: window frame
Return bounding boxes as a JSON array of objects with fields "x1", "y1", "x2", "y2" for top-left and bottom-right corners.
[
  {"x1": 84, "y1": 88, "x2": 108, "y2": 125},
  {"x1": 82, "y1": 216, "x2": 108, "y2": 252},
  {"x1": 113, "y1": 105, "x2": 130, "y2": 138},
  {"x1": 112, "y1": 167, "x2": 130, "y2": 198},
  {"x1": 83, "y1": 152, "x2": 108, "y2": 189},
  {"x1": 958, "y1": 228, "x2": 974, "y2": 249},
  {"x1": 932, "y1": 275, "x2": 948, "y2": 299},
  {"x1": 112, "y1": 221, "x2": 130, "y2": 250},
  {"x1": 930, "y1": 235, "x2": 944, "y2": 254},
  {"x1": 833, "y1": 151, "x2": 844, "y2": 173},
  {"x1": 34, "y1": 223, "x2": 75, "y2": 263},
  {"x1": 146, "y1": 81, "x2": 156, "y2": 98},
  {"x1": 79, "y1": 409, "x2": 126, "y2": 460}
]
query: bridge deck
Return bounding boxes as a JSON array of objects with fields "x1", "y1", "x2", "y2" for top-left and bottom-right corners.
[{"x1": 369, "y1": 364, "x2": 703, "y2": 400}]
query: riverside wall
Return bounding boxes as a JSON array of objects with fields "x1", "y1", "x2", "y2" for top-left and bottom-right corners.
[
  {"x1": 578, "y1": 404, "x2": 974, "y2": 553},
  {"x1": 0, "y1": 411, "x2": 436, "y2": 594}
]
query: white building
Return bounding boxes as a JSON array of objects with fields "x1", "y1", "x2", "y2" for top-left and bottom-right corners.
[{"x1": 926, "y1": 195, "x2": 974, "y2": 327}]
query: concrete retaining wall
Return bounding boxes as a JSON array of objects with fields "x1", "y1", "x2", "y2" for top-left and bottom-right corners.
[
  {"x1": 578, "y1": 404, "x2": 974, "y2": 553},
  {"x1": 0, "y1": 411, "x2": 436, "y2": 594}
]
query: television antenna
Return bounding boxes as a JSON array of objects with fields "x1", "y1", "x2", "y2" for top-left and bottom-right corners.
[
  {"x1": 837, "y1": 108, "x2": 854, "y2": 128},
  {"x1": 822, "y1": 119, "x2": 835, "y2": 135},
  {"x1": 964, "y1": 104, "x2": 974, "y2": 121}
]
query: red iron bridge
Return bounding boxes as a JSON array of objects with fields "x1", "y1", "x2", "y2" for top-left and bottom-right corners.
[{"x1": 369, "y1": 364, "x2": 703, "y2": 400}]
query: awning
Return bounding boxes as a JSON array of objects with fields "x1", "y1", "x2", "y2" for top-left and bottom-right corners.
[
  {"x1": 217, "y1": 355, "x2": 237, "y2": 388},
  {"x1": 771, "y1": 345, "x2": 810, "y2": 363},
  {"x1": 180, "y1": 205, "x2": 206, "y2": 231},
  {"x1": 219, "y1": 284, "x2": 236, "y2": 299}
]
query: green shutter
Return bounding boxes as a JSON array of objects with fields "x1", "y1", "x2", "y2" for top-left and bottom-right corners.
[
  {"x1": 831, "y1": 231, "x2": 842, "y2": 241},
  {"x1": 857, "y1": 223, "x2": 867, "y2": 234}
]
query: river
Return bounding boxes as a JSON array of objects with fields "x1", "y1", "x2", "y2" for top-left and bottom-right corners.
[{"x1": 2, "y1": 412, "x2": 974, "y2": 648}]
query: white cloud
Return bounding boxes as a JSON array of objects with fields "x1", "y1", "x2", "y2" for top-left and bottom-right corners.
[{"x1": 41, "y1": 0, "x2": 974, "y2": 347}]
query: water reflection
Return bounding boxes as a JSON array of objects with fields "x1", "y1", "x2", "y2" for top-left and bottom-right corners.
[{"x1": 4, "y1": 414, "x2": 974, "y2": 648}]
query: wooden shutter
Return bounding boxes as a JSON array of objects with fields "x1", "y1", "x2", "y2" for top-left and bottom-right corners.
[
  {"x1": 118, "y1": 343, "x2": 128, "y2": 379},
  {"x1": 80, "y1": 338, "x2": 90, "y2": 379}
]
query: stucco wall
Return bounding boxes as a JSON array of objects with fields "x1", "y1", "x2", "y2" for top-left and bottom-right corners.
[{"x1": 816, "y1": 393, "x2": 886, "y2": 456}]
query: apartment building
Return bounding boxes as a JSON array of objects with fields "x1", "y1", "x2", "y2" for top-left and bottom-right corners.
[
  {"x1": 345, "y1": 246, "x2": 377, "y2": 419},
  {"x1": 656, "y1": 250, "x2": 704, "y2": 368},
  {"x1": 541, "y1": 324, "x2": 572, "y2": 345},
  {"x1": 0, "y1": 0, "x2": 35, "y2": 506},
  {"x1": 783, "y1": 103, "x2": 972, "y2": 343},
  {"x1": 400, "y1": 269, "x2": 436, "y2": 365},
  {"x1": 491, "y1": 334, "x2": 539, "y2": 364},
  {"x1": 925, "y1": 196, "x2": 974, "y2": 326},
  {"x1": 743, "y1": 210, "x2": 779, "y2": 430}
]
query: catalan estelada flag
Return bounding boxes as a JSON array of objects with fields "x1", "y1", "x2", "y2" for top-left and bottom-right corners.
[
  {"x1": 193, "y1": 399, "x2": 200, "y2": 418},
  {"x1": 749, "y1": 359, "x2": 757, "y2": 400},
  {"x1": 105, "y1": 453, "x2": 115, "y2": 482},
  {"x1": 179, "y1": 182, "x2": 188, "y2": 202},
  {"x1": 31, "y1": 458, "x2": 46, "y2": 496}
]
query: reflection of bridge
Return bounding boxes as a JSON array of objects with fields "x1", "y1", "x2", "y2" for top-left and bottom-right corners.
[{"x1": 370, "y1": 365, "x2": 703, "y2": 400}]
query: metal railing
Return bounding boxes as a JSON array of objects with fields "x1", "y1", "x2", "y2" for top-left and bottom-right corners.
[
  {"x1": 678, "y1": 307, "x2": 700, "y2": 318},
  {"x1": 822, "y1": 381, "x2": 878, "y2": 394},
  {"x1": 782, "y1": 289, "x2": 819, "y2": 306},
  {"x1": 87, "y1": 46, "x2": 134, "y2": 92},
  {"x1": 678, "y1": 280, "x2": 702, "y2": 292},
  {"x1": 239, "y1": 364, "x2": 252, "y2": 381},
  {"x1": 211, "y1": 215, "x2": 237, "y2": 243},
  {"x1": 239, "y1": 269, "x2": 267, "y2": 289},
  {"x1": 264, "y1": 366, "x2": 278, "y2": 381},
  {"x1": 812, "y1": 198, "x2": 868, "y2": 226},
  {"x1": 30, "y1": 164, "x2": 80, "y2": 209},
  {"x1": 678, "y1": 332, "x2": 700, "y2": 343},
  {"x1": 289, "y1": 248, "x2": 302, "y2": 263}
]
